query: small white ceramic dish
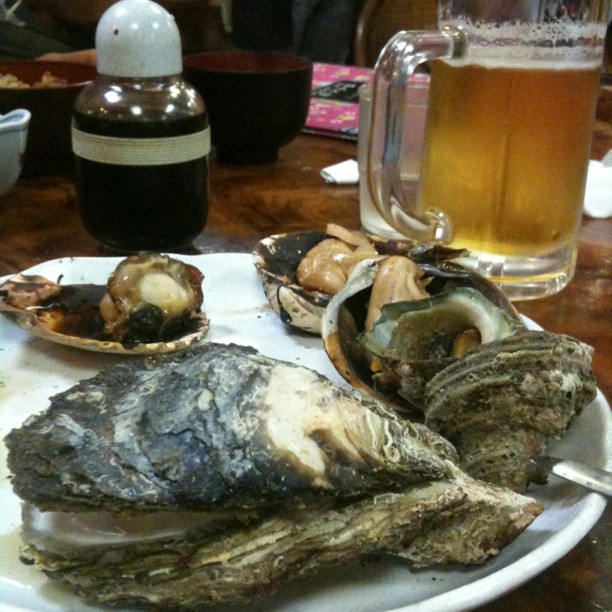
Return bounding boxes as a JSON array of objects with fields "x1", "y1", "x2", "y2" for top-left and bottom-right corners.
[{"x1": 0, "y1": 109, "x2": 30, "y2": 197}]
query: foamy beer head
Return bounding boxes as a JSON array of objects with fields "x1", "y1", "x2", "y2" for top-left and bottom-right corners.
[
  {"x1": 439, "y1": 0, "x2": 607, "y2": 65},
  {"x1": 368, "y1": 0, "x2": 609, "y2": 299}
]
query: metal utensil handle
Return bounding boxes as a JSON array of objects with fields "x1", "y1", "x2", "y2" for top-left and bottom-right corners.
[{"x1": 551, "y1": 459, "x2": 612, "y2": 497}]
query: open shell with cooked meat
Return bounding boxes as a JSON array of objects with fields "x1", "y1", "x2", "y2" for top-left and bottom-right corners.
[
  {"x1": 321, "y1": 255, "x2": 525, "y2": 412},
  {"x1": 0, "y1": 254, "x2": 209, "y2": 354},
  {"x1": 252, "y1": 226, "x2": 466, "y2": 334},
  {"x1": 320, "y1": 256, "x2": 597, "y2": 492},
  {"x1": 253, "y1": 230, "x2": 332, "y2": 334}
]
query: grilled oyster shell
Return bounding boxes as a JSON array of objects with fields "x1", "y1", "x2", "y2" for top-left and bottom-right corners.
[
  {"x1": 424, "y1": 330, "x2": 598, "y2": 492},
  {"x1": 18, "y1": 467, "x2": 541, "y2": 609},
  {"x1": 6, "y1": 342, "x2": 542, "y2": 608},
  {"x1": 6, "y1": 342, "x2": 457, "y2": 513}
]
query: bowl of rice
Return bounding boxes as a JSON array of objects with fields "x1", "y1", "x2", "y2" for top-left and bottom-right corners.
[{"x1": 0, "y1": 61, "x2": 96, "y2": 176}]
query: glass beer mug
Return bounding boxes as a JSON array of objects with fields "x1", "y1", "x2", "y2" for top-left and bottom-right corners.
[{"x1": 368, "y1": 0, "x2": 610, "y2": 299}]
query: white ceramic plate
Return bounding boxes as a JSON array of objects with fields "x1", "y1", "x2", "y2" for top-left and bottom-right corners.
[{"x1": 0, "y1": 254, "x2": 609, "y2": 612}]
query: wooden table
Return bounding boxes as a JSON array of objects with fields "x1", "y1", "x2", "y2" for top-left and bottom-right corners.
[{"x1": 0, "y1": 131, "x2": 610, "y2": 611}]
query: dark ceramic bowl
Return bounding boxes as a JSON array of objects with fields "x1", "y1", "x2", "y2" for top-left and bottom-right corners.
[
  {"x1": 0, "y1": 61, "x2": 96, "y2": 176},
  {"x1": 183, "y1": 51, "x2": 312, "y2": 164}
]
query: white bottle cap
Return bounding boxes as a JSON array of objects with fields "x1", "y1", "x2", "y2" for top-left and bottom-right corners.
[{"x1": 96, "y1": 0, "x2": 182, "y2": 78}]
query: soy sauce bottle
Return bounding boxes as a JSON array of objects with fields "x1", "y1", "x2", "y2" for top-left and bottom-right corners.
[{"x1": 72, "y1": 0, "x2": 210, "y2": 253}]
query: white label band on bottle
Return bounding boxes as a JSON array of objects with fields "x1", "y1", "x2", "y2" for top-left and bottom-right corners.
[{"x1": 72, "y1": 127, "x2": 211, "y2": 166}]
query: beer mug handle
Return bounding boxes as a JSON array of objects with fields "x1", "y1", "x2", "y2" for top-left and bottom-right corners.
[{"x1": 368, "y1": 27, "x2": 466, "y2": 242}]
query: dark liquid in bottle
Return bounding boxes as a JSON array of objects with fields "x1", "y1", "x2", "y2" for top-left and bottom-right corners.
[{"x1": 74, "y1": 112, "x2": 209, "y2": 253}]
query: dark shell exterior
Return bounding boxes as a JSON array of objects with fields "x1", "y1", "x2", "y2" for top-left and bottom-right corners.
[{"x1": 252, "y1": 230, "x2": 331, "y2": 334}]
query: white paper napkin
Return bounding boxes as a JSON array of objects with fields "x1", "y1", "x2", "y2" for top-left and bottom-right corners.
[
  {"x1": 320, "y1": 159, "x2": 359, "y2": 184},
  {"x1": 584, "y1": 151, "x2": 612, "y2": 219}
]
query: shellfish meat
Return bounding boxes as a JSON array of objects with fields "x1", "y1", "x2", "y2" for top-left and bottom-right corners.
[
  {"x1": 253, "y1": 226, "x2": 467, "y2": 334},
  {"x1": 0, "y1": 253, "x2": 209, "y2": 354},
  {"x1": 322, "y1": 256, "x2": 524, "y2": 411}
]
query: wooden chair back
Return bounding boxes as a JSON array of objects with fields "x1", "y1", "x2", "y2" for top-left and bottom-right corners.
[{"x1": 354, "y1": 0, "x2": 438, "y2": 67}]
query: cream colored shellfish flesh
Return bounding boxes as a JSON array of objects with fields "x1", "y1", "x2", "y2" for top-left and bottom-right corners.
[{"x1": 0, "y1": 254, "x2": 209, "y2": 354}]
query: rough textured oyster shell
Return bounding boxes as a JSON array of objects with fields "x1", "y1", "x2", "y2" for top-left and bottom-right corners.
[
  {"x1": 424, "y1": 330, "x2": 598, "y2": 492},
  {"x1": 6, "y1": 342, "x2": 456, "y2": 512},
  {"x1": 17, "y1": 468, "x2": 541, "y2": 609},
  {"x1": 6, "y1": 342, "x2": 542, "y2": 608},
  {"x1": 321, "y1": 258, "x2": 597, "y2": 493}
]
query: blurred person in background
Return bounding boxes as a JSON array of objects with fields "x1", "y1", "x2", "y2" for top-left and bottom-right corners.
[
  {"x1": 231, "y1": 0, "x2": 364, "y2": 63},
  {"x1": 0, "y1": 0, "x2": 232, "y2": 61},
  {"x1": 0, "y1": 0, "x2": 112, "y2": 59},
  {"x1": 293, "y1": 0, "x2": 365, "y2": 63},
  {"x1": 1, "y1": 0, "x2": 364, "y2": 64}
]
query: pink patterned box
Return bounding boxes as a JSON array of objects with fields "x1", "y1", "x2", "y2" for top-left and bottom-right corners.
[{"x1": 304, "y1": 63, "x2": 373, "y2": 140}]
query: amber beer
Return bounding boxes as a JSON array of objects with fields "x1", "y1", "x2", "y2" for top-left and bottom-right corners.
[{"x1": 418, "y1": 59, "x2": 601, "y2": 259}]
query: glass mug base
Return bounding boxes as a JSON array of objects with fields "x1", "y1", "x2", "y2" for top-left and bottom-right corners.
[{"x1": 454, "y1": 244, "x2": 577, "y2": 301}]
